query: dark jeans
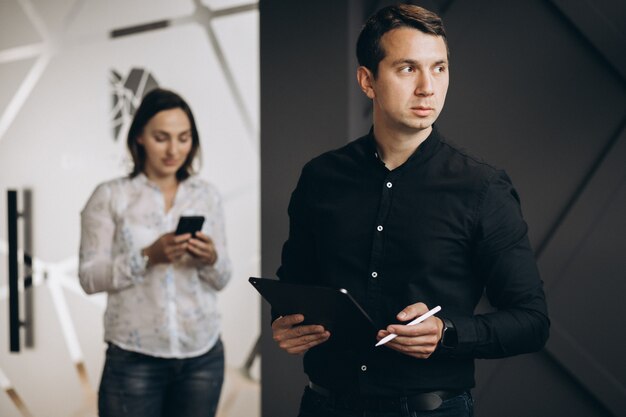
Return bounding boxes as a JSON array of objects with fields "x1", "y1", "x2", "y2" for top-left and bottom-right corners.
[
  {"x1": 297, "y1": 386, "x2": 473, "y2": 417},
  {"x1": 98, "y1": 340, "x2": 224, "y2": 417}
]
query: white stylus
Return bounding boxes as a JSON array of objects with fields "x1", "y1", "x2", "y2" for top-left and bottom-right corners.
[{"x1": 375, "y1": 305, "x2": 442, "y2": 347}]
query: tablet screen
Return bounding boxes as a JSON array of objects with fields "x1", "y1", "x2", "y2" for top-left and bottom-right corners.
[{"x1": 249, "y1": 277, "x2": 378, "y2": 349}]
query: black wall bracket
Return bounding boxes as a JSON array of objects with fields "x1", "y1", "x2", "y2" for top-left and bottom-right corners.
[{"x1": 7, "y1": 189, "x2": 34, "y2": 353}]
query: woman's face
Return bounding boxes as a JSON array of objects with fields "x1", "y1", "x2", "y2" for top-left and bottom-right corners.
[{"x1": 137, "y1": 108, "x2": 193, "y2": 180}]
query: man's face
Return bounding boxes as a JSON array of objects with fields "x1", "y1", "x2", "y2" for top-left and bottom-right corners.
[{"x1": 360, "y1": 28, "x2": 449, "y2": 136}]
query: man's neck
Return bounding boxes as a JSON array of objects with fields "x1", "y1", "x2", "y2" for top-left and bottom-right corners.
[{"x1": 373, "y1": 125, "x2": 432, "y2": 170}]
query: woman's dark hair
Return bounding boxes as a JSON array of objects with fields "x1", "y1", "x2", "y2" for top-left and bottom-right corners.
[
  {"x1": 127, "y1": 88, "x2": 201, "y2": 181},
  {"x1": 356, "y1": 4, "x2": 448, "y2": 78}
]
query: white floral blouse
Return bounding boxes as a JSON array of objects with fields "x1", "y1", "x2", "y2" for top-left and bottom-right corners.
[{"x1": 79, "y1": 173, "x2": 232, "y2": 358}]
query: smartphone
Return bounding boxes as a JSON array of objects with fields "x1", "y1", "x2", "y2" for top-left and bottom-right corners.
[{"x1": 175, "y1": 216, "x2": 205, "y2": 237}]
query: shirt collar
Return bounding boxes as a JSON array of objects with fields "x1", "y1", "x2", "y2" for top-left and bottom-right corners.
[
  {"x1": 133, "y1": 172, "x2": 194, "y2": 194},
  {"x1": 133, "y1": 172, "x2": 156, "y2": 188},
  {"x1": 366, "y1": 125, "x2": 441, "y2": 171}
]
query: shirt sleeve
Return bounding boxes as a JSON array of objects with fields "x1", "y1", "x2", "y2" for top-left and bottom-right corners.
[
  {"x1": 446, "y1": 170, "x2": 550, "y2": 358},
  {"x1": 277, "y1": 164, "x2": 320, "y2": 285},
  {"x1": 197, "y1": 188, "x2": 232, "y2": 290},
  {"x1": 274, "y1": 164, "x2": 321, "y2": 321},
  {"x1": 78, "y1": 182, "x2": 147, "y2": 294}
]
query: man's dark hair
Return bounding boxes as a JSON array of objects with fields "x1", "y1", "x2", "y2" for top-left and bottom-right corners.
[
  {"x1": 127, "y1": 88, "x2": 201, "y2": 181},
  {"x1": 356, "y1": 4, "x2": 448, "y2": 77}
]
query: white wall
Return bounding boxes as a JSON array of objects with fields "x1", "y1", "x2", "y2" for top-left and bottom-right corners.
[{"x1": 0, "y1": 0, "x2": 260, "y2": 415}]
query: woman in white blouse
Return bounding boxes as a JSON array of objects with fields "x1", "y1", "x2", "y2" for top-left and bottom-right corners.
[{"x1": 79, "y1": 88, "x2": 232, "y2": 417}]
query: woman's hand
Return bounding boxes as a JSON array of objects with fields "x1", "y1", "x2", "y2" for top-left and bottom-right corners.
[
  {"x1": 143, "y1": 233, "x2": 191, "y2": 265},
  {"x1": 186, "y1": 231, "x2": 218, "y2": 265}
]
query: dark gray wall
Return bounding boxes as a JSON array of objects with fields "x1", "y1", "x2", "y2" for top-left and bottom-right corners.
[
  {"x1": 259, "y1": 2, "x2": 356, "y2": 416},
  {"x1": 260, "y1": 1, "x2": 626, "y2": 416}
]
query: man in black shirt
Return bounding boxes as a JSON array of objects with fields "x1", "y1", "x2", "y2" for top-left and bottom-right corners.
[{"x1": 271, "y1": 4, "x2": 549, "y2": 416}]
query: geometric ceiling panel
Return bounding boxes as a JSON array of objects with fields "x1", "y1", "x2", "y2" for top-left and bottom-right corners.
[
  {"x1": 29, "y1": 0, "x2": 84, "y2": 35},
  {"x1": 0, "y1": 57, "x2": 37, "y2": 117},
  {"x1": 211, "y1": 9, "x2": 260, "y2": 134},
  {"x1": 65, "y1": 0, "x2": 194, "y2": 38},
  {"x1": 202, "y1": 0, "x2": 257, "y2": 11},
  {"x1": 0, "y1": 0, "x2": 42, "y2": 50}
]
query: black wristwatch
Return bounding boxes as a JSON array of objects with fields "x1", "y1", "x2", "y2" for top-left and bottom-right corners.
[{"x1": 439, "y1": 317, "x2": 458, "y2": 348}]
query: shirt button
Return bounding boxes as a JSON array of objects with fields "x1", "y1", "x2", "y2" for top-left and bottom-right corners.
[
  {"x1": 371, "y1": 272, "x2": 378, "y2": 278},
  {"x1": 376, "y1": 225, "x2": 383, "y2": 232},
  {"x1": 361, "y1": 365, "x2": 367, "y2": 371},
  {"x1": 386, "y1": 182, "x2": 393, "y2": 188}
]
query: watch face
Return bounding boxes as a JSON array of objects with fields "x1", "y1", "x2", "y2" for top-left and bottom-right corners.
[{"x1": 441, "y1": 319, "x2": 458, "y2": 348}]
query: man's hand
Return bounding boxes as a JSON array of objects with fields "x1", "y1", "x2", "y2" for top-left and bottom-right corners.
[
  {"x1": 187, "y1": 231, "x2": 218, "y2": 265},
  {"x1": 376, "y1": 302, "x2": 444, "y2": 359},
  {"x1": 143, "y1": 233, "x2": 191, "y2": 265},
  {"x1": 272, "y1": 314, "x2": 330, "y2": 355}
]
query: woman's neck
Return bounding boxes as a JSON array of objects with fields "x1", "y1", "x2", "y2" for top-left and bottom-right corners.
[
  {"x1": 143, "y1": 171, "x2": 179, "y2": 212},
  {"x1": 143, "y1": 169, "x2": 178, "y2": 191}
]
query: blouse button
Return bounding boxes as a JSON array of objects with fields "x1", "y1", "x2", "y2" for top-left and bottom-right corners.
[
  {"x1": 371, "y1": 272, "x2": 378, "y2": 278},
  {"x1": 386, "y1": 182, "x2": 393, "y2": 188},
  {"x1": 376, "y1": 225, "x2": 383, "y2": 232},
  {"x1": 361, "y1": 365, "x2": 367, "y2": 371}
]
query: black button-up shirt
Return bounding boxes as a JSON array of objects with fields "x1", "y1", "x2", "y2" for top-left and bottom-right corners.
[{"x1": 277, "y1": 127, "x2": 549, "y2": 395}]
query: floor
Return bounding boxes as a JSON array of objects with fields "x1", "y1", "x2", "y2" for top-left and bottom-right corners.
[{"x1": 217, "y1": 366, "x2": 260, "y2": 417}]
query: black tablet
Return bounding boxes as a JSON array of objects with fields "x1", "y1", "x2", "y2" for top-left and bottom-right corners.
[{"x1": 249, "y1": 277, "x2": 378, "y2": 348}]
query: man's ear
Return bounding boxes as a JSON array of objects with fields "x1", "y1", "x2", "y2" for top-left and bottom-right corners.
[{"x1": 357, "y1": 66, "x2": 376, "y2": 99}]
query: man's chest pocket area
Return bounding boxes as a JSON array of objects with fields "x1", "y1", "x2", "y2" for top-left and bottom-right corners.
[{"x1": 314, "y1": 199, "x2": 377, "y2": 255}]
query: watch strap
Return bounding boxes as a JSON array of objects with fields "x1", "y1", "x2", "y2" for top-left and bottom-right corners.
[{"x1": 439, "y1": 317, "x2": 458, "y2": 348}]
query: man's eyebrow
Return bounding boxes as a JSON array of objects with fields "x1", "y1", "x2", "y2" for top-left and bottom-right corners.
[
  {"x1": 390, "y1": 58, "x2": 449, "y2": 66},
  {"x1": 391, "y1": 59, "x2": 418, "y2": 66}
]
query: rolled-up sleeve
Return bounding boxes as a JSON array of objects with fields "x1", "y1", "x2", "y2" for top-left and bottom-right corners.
[
  {"x1": 78, "y1": 183, "x2": 146, "y2": 294},
  {"x1": 197, "y1": 187, "x2": 232, "y2": 291}
]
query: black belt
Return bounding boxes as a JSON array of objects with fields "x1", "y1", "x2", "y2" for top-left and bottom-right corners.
[{"x1": 308, "y1": 381, "x2": 463, "y2": 412}]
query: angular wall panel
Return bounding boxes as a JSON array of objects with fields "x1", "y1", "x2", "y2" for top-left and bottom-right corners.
[
  {"x1": 0, "y1": 58, "x2": 37, "y2": 117},
  {"x1": 0, "y1": 0, "x2": 42, "y2": 50}
]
